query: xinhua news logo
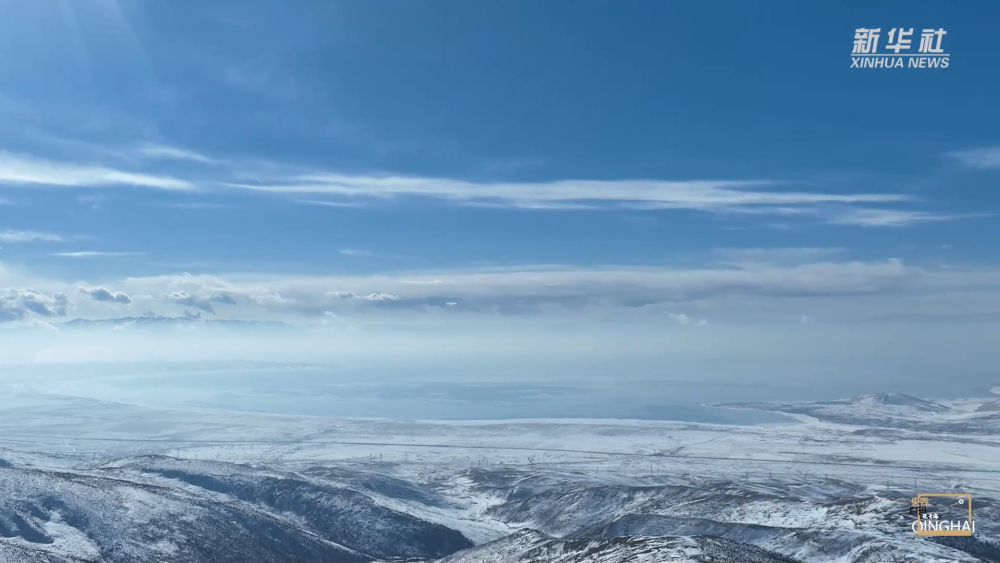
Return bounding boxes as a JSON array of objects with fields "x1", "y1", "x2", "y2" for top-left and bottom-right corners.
[{"x1": 851, "y1": 28, "x2": 949, "y2": 69}]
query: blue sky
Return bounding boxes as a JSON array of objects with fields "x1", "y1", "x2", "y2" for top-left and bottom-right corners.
[{"x1": 0, "y1": 0, "x2": 998, "y2": 329}]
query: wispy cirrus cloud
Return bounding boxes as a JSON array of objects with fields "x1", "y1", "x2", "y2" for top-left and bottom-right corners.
[
  {"x1": 717, "y1": 205, "x2": 982, "y2": 228},
  {"x1": 224, "y1": 172, "x2": 981, "y2": 228},
  {"x1": 340, "y1": 249, "x2": 373, "y2": 257},
  {"x1": 0, "y1": 151, "x2": 193, "y2": 191},
  {"x1": 945, "y1": 146, "x2": 1000, "y2": 170},
  {"x1": 130, "y1": 143, "x2": 222, "y2": 165},
  {"x1": 161, "y1": 202, "x2": 232, "y2": 209},
  {"x1": 0, "y1": 140, "x2": 976, "y2": 228},
  {"x1": 50, "y1": 251, "x2": 145, "y2": 258},
  {"x1": 224, "y1": 175, "x2": 908, "y2": 213},
  {"x1": 0, "y1": 230, "x2": 64, "y2": 243},
  {"x1": 826, "y1": 208, "x2": 984, "y2": 227},
  {"x1": 293, "y1": 199, "x2": 366, "y2": 208}
]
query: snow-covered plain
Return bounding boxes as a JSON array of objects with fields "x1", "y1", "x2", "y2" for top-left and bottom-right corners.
[{"x1": 1, "y1": 384, "x2": 999, "y2": 562}]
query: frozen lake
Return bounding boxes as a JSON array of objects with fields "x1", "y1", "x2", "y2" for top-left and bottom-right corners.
[{"x1": 4, "y1": 358, "x2": 995, "y2": 425}]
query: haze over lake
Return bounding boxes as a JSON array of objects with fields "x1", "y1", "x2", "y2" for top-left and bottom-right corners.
[{"x1": 4, "y1": 355, "x2": 995, "y2": 425}]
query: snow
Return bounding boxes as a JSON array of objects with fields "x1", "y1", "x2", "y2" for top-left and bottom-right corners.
[{"x1": 0, "y1": 387, "x2": 998, "y2": 562}]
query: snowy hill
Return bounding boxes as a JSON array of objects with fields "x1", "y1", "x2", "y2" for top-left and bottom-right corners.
[
  {"x1": 711, "y1": 391, "x2": 1000, "y2": 432},
  {"x1": 1, "y1": 390, "x2": 999, "y2": 563},
  {"x1": 0, "y1": 464, "x2": 364, "y2": 562},
  {"x1": 0, "y1": 457, "x2": 472, "y2": 562},
  {"x1": 975, "y1": 400, "x2": 1000, "y2": 412},
  {"x1": 848, "y1": 392, "x2": 948, "y2": 411},
  {"x1": 440, "y1": 530, "x2": 799, "y2": 563}
]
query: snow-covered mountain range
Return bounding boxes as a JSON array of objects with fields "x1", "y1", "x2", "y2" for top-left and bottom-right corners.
[{"x1": 1, "y1": 387, "x2": 999, "y2": 562}]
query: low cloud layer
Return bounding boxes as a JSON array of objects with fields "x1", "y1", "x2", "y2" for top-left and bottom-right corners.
[
  {"x1": 0, "y1": 252, "x2": 996, "y2": 328},
  {"x1": 0, "y1": 288, "x2": 69, "y2": 322},
  {"x1": 79, "y1": 286, "x2": 132, "y2": 304},
  {"x1": 167, "y1": 291, "x2": 239, "y2": 314}
]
